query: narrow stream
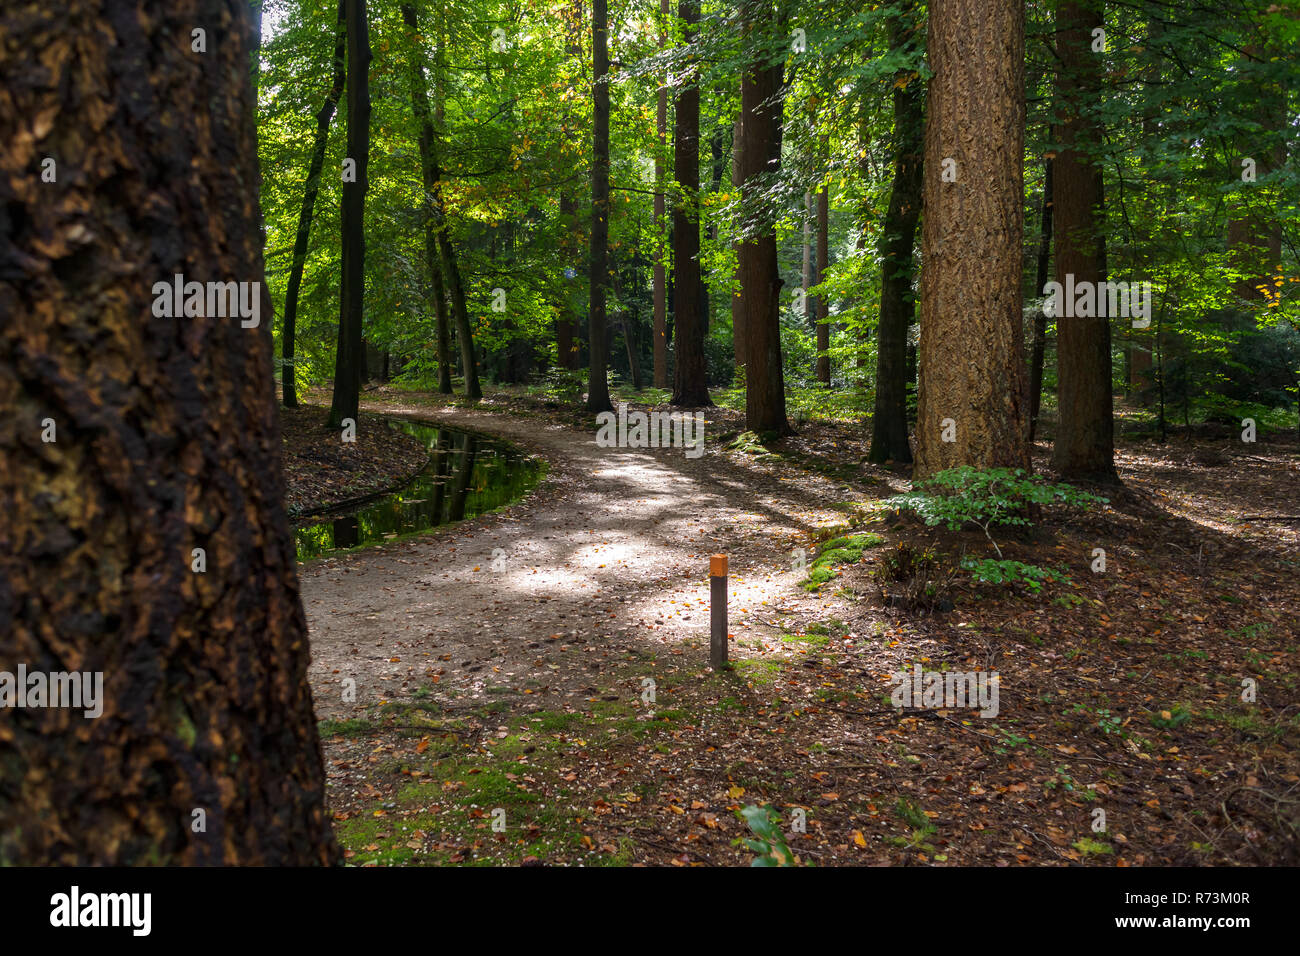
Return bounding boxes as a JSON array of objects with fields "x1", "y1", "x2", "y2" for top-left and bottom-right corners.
[{"x1": 294, "y1": 420, "x2": 543, "y2": 560}]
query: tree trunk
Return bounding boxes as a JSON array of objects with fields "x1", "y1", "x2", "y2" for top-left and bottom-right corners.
[
  {"x1": 1050, "y1": 0, "x2": 1116, "y2": 481},
  {"x1": 815, "y1": 185, "x2": 830, "y2": 384},
  {"x1": 0, "y1": 0, "x2": 337, "y2": 864},
  {"x1": 914, "y1": 0, "x2": 1028, "y2": 477},
  {"x1": 588, "y1": 0, "x2": 614, "y2": 412},
  {"x1": 868, "y1": 2, "x2": 922, "y2": 463},
  {"x1": 731, "y1": 116, "x2": 746, "y2": 374},
  {"x1": 738, "y1": 2, "x2": 788, "y2": 433},
  {"x1": 802, "y1": 190, "x2": 813, "y2": 324},
  {"x1": 671, "y1": 0, "x2": 712, "y2": 406},
  {"x1": 653, "y1": 0, "x2": 670, "y2": 388},
  {"x1": 328, "y1": 0, "x2": 371, "y2": 429},
  {"x1": 401, "y1": 3, "x2": 453, "y2": 394},
  {"x1": 283, "y1": 0, "x2": 346, "y2": 408},
  {"x1": 438, "y1": 232, "x2": 481, "y2": 399},
  {"x1": 557, "y1": 194, "x2": 582, "y2": 370},
  {"x1": 1027, "y1": 154, "x2": 1053, "y2": 441}
]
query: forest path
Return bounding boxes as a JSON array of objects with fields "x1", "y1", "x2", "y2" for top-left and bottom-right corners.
[{"x1": 300, "y1": 392, "x2": 863, "y2": 721}]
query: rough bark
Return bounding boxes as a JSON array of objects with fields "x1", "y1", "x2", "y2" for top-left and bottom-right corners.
[
  {"x1": 815, "y1": 185, "x2": 830, "y2": 384},
  {"x1": 327, "y1": 0, "x2": 371, "y2": 428},
  {"x1": 731, "y1": 116, "x2": 746, "y2": 374},
  {"x1": 738, "y1": 2, "x2": 788, "y2": 433},
  {"x1": 653, "y1": 0, "x2": 670, "y2": 387},
  {"x1": 0, "y1": 0, "x2": 337, "y2": 864},
  {"x1": 588, "y1": 0, "x2": 614, "y2": 412},
  {"x1": 401, "y1": 3, "x2": 453, "y2": 394},
  {"x1": 1027, "y1": 153, "x2": 1053, "y2": 441},
  {"x1": 869, "y1": 3, "x2": 923, "y2": 463},
  {"x1": 283, "y1": 0, "x2": 347, "y2": 408},
  {"x1": 671, "y1": 0, "x2": 712, "y2": 406},
  {"x1": 914, "y1": 0, "x2": 1029, "y2": 477},
  {"x1": 1050, "y1": 0, "x2": 1116, "y2": 481}
]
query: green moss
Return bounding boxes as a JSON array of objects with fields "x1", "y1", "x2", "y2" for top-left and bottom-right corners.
[{"x1": 802, "y1": 533, "x2": 886, "y2": 591}]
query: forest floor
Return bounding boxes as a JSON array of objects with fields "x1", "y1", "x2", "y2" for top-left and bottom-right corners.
[
  {"x1": 281, "y1": 405, "x2": 429, "y2": 519},
  {"x1": 294, "y1": 386, "x2": 1300, "y2": 867}
]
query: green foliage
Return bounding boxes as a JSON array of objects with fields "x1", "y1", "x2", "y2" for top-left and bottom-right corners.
[
  {"x1": 884, "y1": 468, "x2": 1108, "y2": 539},
  {"x1": 1150, "y1": 704, "x2": 1194, "y2": 730},
  {"x1": 735, "y1": 804, "x2": 796, "y2": 867},
  {"x1": 960, "y1": 558, "x2": 1071, "y2": 593}
]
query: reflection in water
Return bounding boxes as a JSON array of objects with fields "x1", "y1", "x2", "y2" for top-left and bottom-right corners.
[
  {"x1": 332, "y1": 515, "x2": 360, "y2": 550},
  {"x1": 294, "y1": 421, "x2": 541, "y2": 560}
]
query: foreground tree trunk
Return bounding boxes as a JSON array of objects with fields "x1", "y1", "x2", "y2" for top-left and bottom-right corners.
[
  {"x1": 868, "y1": 2, "x2": 923, "y2": 464},
  {"x1": 738, "y1": 1, "x2": 788, "y2": 433},
  {"x1": 282, "y1": 1, "x2": 347, "y2": 408},
  {"x1": 328, "y1": 0, "x2": 371, "y2": 428},
  {"x1": 914, "y1": 0, "x2": 1028, "y2": 477},
  {"x1": 671, "y1": 0, "x2": 712, "y2": 406},
  {"x1": 0, "y1": 0, "x2": 337, "y2": 864},
  {"x1": 401, "y1": 3, "x2": 453, "y2": 394},
  {"x1": 588, "y1": 0, "x2": 614, "y2": 412},
  {"x1": 1050, "y1": 0, "x2": 1116, "y2": 482}
]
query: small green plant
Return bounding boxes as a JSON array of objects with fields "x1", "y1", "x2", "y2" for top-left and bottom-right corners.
[
  {"x1": 961, "y1": 557, "x2": 1071, "y2": 592},
  {"x1": 1150, "y1": 704, "x2": 1193, "y2": 730},
  {"x1": 1072, "y1": 837, "x2": 1113, "y2": 857},
  {"x1": 883, "y1": 467, "x2": 1108, "y2": 559},
  {"x1": 888, "y1": 798, "x2": 938, "y2": 853},
  {"x1": 735, "y1": 804, "x2": 796, "y2": 866},
  {"x1": 894, "y1": 798, "x2": 933, "y2": 832},
  {"x1": 1070, "y1": 704, "x2": 1123, "y2": 736}
]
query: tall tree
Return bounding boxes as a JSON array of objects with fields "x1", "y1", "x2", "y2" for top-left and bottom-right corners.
[
  {"x1": 438, "y1": 219, "x2": 482, "y2": 400},
  {"x1": 283, "y1": 0, "x2": 347, "y2": 408},
  {"x1": 327, "y1": 0, "x2": 371, "y2": 428},
  {"x1": 815, "y1": 185, "x2": 830, "y2": 384},
  {"x1": 671, "y1": 0, "x2": 712, "y2": 406},
  {"x1": 0, "y1": 0, "x2": 336, "y2": 863},
  {"x1": 738, "y1": 0, "x2": 788, "y2": 433},
  {"x1": 588, "y1": 0, "x2": 614, "y2": 412},
  {"x1": 868, "y1": 1, "x2": 923, "y2": 464},
  {"x1": 914, "y1": 0, "x2": 1029, "y2": 476},
  {"x1": 401, "y1": 2, "x2": 454, "y2": 394},
  {"x1": 1050, "y1": 0, "x2": 1116, "y2": 481},
  {"x1": 653, "y1": 0, "x2": 670, "y2": 387},
  {"x1": 731, "y1": 115, "x2": 746, "y2": 374},
  {"x1": 1027, "y1": 153, "x2": 1053, "y2": 441}
]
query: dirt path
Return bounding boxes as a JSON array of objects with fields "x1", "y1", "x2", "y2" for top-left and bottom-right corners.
[{"x1": 300, "y1": 394, "x2": 859, "y2": 722}]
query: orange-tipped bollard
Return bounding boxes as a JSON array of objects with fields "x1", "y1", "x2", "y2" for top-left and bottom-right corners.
[{"x1": 710, "y1": 554, "x2": 728, "y2": 669}]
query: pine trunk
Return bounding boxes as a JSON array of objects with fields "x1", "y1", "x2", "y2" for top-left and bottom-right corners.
[
  {"x1": 738, "y1": 3, "x2": 788, "y2": 433},
  {"x1": 0, "y1": 0, "x2": 337, "y2": 864},
  {"x1": 1050, "y1": 0, "x2": 1116, "y2": 481},
  {"x1": 914, "y1": 0, "x2": 1029, "y2": 477},
  {"x1": 868, "y1": 3, "x2": 923, "y2": 463},
  {"x1": 588, "y1": 0, "x2": 614, "y2": 412},
  {"x1": 671, "y1": 0, "x2": 712, "y2": 406},
  {"x1": 327, "y1": 0, "x2": 371, "y2": 429}
]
